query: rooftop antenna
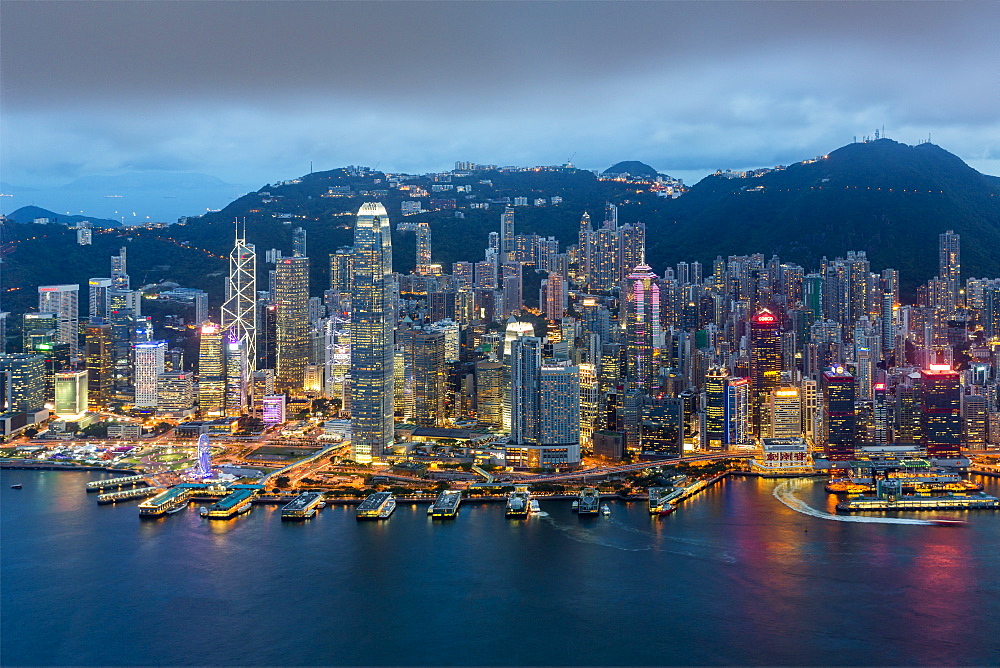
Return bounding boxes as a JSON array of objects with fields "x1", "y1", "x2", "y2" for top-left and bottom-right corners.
[{"x1": 310, "y1": 160, "x2": 313, "y2": 175}]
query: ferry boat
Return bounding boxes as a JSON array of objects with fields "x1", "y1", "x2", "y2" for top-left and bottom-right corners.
[
  {"x1": 165, "y1": 503, "x2": 186, "y2": 515},
  {"x1": 282, "y1": 491, "x2": 325, "y2": 520},
  {"x1": 658, "y1": 503, "x2": 676, "y2": 516},
  {"x1": 505, "y1": 486, "x2": 531, "y2": 519},
  {"x1": 601, "y1": 503, "x2": 611, "y2": 517},
  {"x1": 199, "y1": 506, "x2": 208, "y2": 516},
  {"x1": 428, "y1": 490, "x2": 462, "y2": 519},
  {"x1": 357, "y1": 492, "x2": 396, "y2": 520}
]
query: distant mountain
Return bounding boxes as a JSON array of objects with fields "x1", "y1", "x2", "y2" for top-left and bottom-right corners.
[
  {"x1": 4, "y1": 205, "x2": 122, "y2": 228},
  {"x1": 603, "y1": 161, "x2": 660, "y2": 178},
  {"x1": 57, "y1": 171, "x2": 233, "y2": 191},
  {"x1": 643, "y1": 139, "x2": 1000, "y2": 292},
  {"x1": 6, "y1": 140, "x2": 998, "y2": 320}
]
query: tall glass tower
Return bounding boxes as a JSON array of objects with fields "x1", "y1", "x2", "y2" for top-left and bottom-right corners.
[{"x1": 350, "y1": 202, "x2": 395, "y2": 463}]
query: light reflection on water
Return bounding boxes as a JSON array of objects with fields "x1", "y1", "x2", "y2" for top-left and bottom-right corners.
[{"x1": 1, "y1": 470, "x2": 998, "y2": 666}]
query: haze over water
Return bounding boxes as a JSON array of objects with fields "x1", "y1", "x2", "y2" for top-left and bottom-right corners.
[{"x1": 2, "y1": 471, "x2": 998, "y2": 666}]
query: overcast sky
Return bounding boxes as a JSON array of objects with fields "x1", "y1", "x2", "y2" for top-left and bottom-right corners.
[{"x1": 3, "y1": 1, "x2": 999, "y2": 188}]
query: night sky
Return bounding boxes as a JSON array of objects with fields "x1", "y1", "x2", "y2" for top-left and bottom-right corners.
[{"x1": 3, "y1": 1, "x2": 998, "y2": 189}]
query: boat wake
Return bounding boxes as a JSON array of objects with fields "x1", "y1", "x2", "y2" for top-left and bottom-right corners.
[{"x1": 773, "y1": 479, "x2": 935, "y2": 526}]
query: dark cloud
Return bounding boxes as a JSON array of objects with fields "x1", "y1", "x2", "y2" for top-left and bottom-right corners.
[{"x1": 2, "y1": 1, "x2": 998, "y2": 188}]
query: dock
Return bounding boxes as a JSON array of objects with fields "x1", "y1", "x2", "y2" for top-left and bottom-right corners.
[
  {"x1": 203, "y1": 485, "x2": 262, "y2": 519},
  {"x1": 138, "y1": 484, "x2": 206, "y2": 517},
  {"x1": 97, "y1": 487, "x2": 162, "y2": 504},
  {"x1": 837, "y1": 493, "x2": 999, "y2": 512},
  {"x1": 428, "y1": 490, "x2": 462, "y2": 518},
  {"x1": 357, "y1": 492, "x2": 396, "y2": 520},
  {"x1": 86, "y1": 475, "x2": 148, "y2": 492},
  {"x1": 281, "y1": 491, "x2": 325, "y2": 520}
]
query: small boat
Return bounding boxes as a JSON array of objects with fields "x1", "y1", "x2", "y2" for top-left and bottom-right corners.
[
  {"x1": 530, "y1": 499, "x2": 541, "y2": 514},
  {"x1": 317, "y1": 502, "x2": 327, "y2": 509},
  {"x1": 931, "y1": 518, "x2": 968, "y2": 527},
  {"x1": 601, "y1": 504, "x2": 611, "y2": 516},
  {"x1": 10, "y1": 484, "x2": 23, "y2": 489},
  {"x1": 199, "y1": 506, "x2": 209, "y2": 517},
  {"x1": 571, "y1": 500, "x2": 579, "y2": 511}
]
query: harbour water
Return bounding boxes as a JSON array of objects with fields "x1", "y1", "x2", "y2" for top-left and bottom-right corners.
[{"x1": 2, "y1": 470, "x2": 999, "y2": 666}]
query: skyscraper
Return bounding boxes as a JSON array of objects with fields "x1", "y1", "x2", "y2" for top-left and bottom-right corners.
[
  {"x1": 38, "y1": 284, "x2": 79, "y2": 357},
  {"x1": 415, "y1": 221, "x2": 432, "y2": 274},
  {"x1": 501, "y1": 207, "x2": 515, "y2": 263},
  {"x1": 623, "y1": 265, "x2": 661, "y2": 391},
  {"x1": 410, "y1": 328, "x2": 446, "y2": 427},
  {"x1": 703, "y1": 366, "x2": 727, "y2": 450},
  {"x1": 133, "y1": 341, "x2": 166, "y2": 408},
  {"x1": 88, "y1": 278, "x2": 112, "y2": 320},
  {"x1": 822, "y1": 367, "x2": 856, "y2": 461},
  {"x1": 274, "y1": 256, "x2": 310, "y2": 391},
  {"x1": 197, "y1": 323, "x2": 225, "y2": 416},
  {"x1": 749, "y1": 308, "x2": 782, "y2": 432},
  {"x1": 221, "y1": 225, "x2": 257, "y2": 375},
  {"x1": 0, "y1": 353, "x2": 46, "y2": 413},
  {"x1": 84, "y1": 323, "x2": 113, "y2": 410},
  {"x1": 111, "y1": 247, "x2": 129, "y2": 290},
  {"x1": 54, "y1": 370, "x2": 88, "y2": 415},
  {"x1": 350, "y1": 202, "x2": 395, "y2": 463},
  {"x1": 939, "y1": 230, "x2": 960, "y2": 309},
  {"x1": 510, "y1": 336, "x2": 544, "y2": 445},
  {"x1": 920, "y1": 364, "x2": 962, "y2": 458},
  {"x1": 224, "y1": 333, "x2": 248, "y2": 417}
]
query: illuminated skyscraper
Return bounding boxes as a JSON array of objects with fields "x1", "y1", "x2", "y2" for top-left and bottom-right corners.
[
  {"x1": 623, "y1": 265, "x2": 661, "y2": 391},
  {"x1": 274, "y1": 256, "x2": 310, "y2": 391},
  {"x1": 767, "y1": 387, "x2": 802, "y2": 438},
  {"x1": 501, "y1": 207, "x2": 515, "y2": 263},
  {"x1": 577, "y1": 211, "x2": 593, "y2": 284},
  {"x1": 920, "y1": 364, "x2": 962, "y2": 458},
  {"x1": 84, "y1": 322, "x2": 113, "y2": 410},
  {"x1": 0, "y1": 353, "x2": 46, "y2": 413},
  {"x1": 619, "y1": 222, "x2": 645, "y2": 280},
  {"x1": 224, "y1": 332, "x2": 248, "y2": 417},
  {"x1": 350, "y1": 202, "x2": 395, "y2": 462},
  {"x1": 703, "y1": 367, "x2": 727, "y2": 450},
  {"x1": 475, "y1": 360, "x2": 504, "y2": 429},
  {"x1": 590, "y1": 227, "x2": 619, "y2": 291},
  {"x1": 111, "y1": 247, "x2": 129, "y2": 290},
  {"x1": 38, "y1": 284, "x2": 79, "y2": 357},
  {"x1": 221, "y1": 225, "x2": 257, "y2": 375},
  {"x1": 88, "y1": 278, "x2": 112, "y2": 320},
  {"x1": 939, "y1": 230, "x2": 960, "y2": 308},
  {"x1": 55, "y1": 371, "x2": 87, "y2": 416},
  {"x1": 133, "y1": 340, "x2": 166, "y2": 408},
  {"x1": 197, "y1": 323, "x2": 225, "y2": 416},
  {"x1": 822, "y1": 367, "x2": 856, "y2": 461},
  {"x1": 749, "y1": 308, "x2": 782, "y2": 432},
  {"x1": 510, "y1": 336, "x2": 544, "y2": 444},
  {"x1": 415, "y1": 221, "x2": 432, "y2": 274},
  {"x1": 410, "y1": 328, "x2": 446, "y2": 427}
]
